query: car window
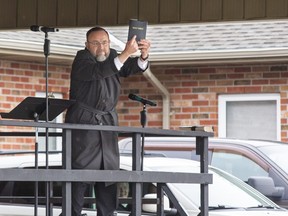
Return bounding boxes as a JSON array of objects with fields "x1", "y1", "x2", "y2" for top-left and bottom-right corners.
[
  {"x1": 0, "y1": 180, "x2": 62, "y2": 205},
  {"x1": 211, "y1": 151, "x2": 269, "y2": 182},
  {"x1": 258, "y1": 145, "x2": 288, "y2": 174},
  {"x1": 0, "y1": 168, "x2": 156, "y2": 214},
  {"x1": 117, "y1": 181, "x2": 177, "y2": 215},
  {"x1": 145, "y1": 150, "x2": 192, "y2": 159},
  {"x1": 172, "y1": 168, "x2": 271, "y2": 209},
  {"x1": 0, "y1": 166, "x2": 92, "y2": 208}
]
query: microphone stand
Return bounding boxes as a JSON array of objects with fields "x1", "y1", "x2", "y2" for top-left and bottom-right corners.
[
  {"x1": 34, "y1": 113, "x2": 39, "y2": 216},
  {"x1": 140, "y1": 104, "x2": 147, "y2": 171},
  {"x1": 139, "y1": 104, "x2": 146, "y2": 215},
  {"x1": 43, "y1": 31, "x2": 52, "y2": 216},
  {"x1": 34, "y1": 30, "x2": 51, "y2": 216}
]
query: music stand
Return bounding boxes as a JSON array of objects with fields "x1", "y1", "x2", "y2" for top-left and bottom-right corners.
[{"x1": 0, "y1": 96, "x2": 74, "y2": 216}]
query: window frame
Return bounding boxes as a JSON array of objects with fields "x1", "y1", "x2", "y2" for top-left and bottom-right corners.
[{"x1": 218, "y1": 93, "x2": 281, "y2": 140}]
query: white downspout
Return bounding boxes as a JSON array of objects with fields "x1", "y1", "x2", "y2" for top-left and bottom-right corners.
[
  {"x1": 109, "y1": 35, "x2": 170, "y2": 128},
  {"x1": 143, "y1": 67, "x2": 170, "y2": 129}
]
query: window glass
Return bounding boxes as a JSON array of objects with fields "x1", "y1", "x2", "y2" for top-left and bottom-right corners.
[
  {"x1": 117, "y1": 182, "x2": 159, "y2": 213},
  {"x1": 211, "y1": 151, "x2": 268, "y2": 181},
  {"x1": 226, "y1": 101, "x2": 277, "y2": 140},
  {"x1": 259, "y1": 145, "x2": 288, "y2": 174},
  {"x1": 218, "y1": 94, "x2": 280, "y2": 140},
  {"x1": 145, "y1": 150, "x2": 192, "y2": 159},
  {"x1": 0, "y1": 180, "x2": 62, "y2": 205},
  {"x1": 35, "y1": 92, "x2": 63, "y2": 151}
]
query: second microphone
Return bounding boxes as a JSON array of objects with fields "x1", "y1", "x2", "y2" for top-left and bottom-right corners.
[{"x1": 128, "y1": 94, "x2": 156, "y2": 106}]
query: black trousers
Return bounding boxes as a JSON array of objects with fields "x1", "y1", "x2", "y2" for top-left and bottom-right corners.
[{"x1": 72, "y1": 181, "x2": 117, "y2": 216}]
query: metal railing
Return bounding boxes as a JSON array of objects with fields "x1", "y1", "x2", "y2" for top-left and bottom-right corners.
[{"x1": 0, "y1": 120, "x2": 213, "y2": 216}]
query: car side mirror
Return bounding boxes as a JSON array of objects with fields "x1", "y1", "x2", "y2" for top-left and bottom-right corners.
[
  {"x1": 247, "y1": 176, "x2": 284, "y2": 198},
  {"x1": 142, "y1": 193, "x2": 177, "y2": 215}
]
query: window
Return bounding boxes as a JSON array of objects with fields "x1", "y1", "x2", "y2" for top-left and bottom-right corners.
[
  {"x1": 211, "y1": 151, "x2": 268, "y2": 182},
  {"x1": 218, "y1": 94, "x2": 281, "y2": 140},
  {"x1": 35, "y1": 92, "x2": 63, "y2": 151}
]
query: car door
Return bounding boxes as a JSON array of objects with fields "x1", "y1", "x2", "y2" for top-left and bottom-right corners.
[{"x1": 208, "y1": 144, "x2": 288, "y2": 208}]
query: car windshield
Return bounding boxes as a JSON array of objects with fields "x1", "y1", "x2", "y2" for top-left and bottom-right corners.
[
  {"x1": 258, "y1": 145, "x2": 288, "y2": 174},
  {"x1": 170, "y1": 167, "x2": 275, "y2": 209}
]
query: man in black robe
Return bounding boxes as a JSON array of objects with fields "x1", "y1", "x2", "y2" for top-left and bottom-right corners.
[{"x1": 64, "y1": 26, "x2": 150, "y2": 216}]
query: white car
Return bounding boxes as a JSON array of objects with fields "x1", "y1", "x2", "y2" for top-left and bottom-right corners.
[
  {"x1": 119, "y1": 137, "x2": 288, "y2": 208},
  {"x1": 0, "y1": 153, "x2": 287, "y2": 216}
]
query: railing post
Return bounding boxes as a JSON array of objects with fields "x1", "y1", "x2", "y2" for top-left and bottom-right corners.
[
  {"x1": 62, "y1": 129, "x2": 72, "y2": 216},
  {"x1": 131, "y1": 133, "x2": 142, "y2": 215},
  {"x1": 157, "y1": 183, "x2": 165, "y2": 216},
  {"x1": 196, "y1": 136, "x2": 209, "y2": 216}
]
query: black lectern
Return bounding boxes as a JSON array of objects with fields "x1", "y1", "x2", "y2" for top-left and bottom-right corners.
[{"x1": 0, "y1": 97, "x2": 74, "y2": 121}]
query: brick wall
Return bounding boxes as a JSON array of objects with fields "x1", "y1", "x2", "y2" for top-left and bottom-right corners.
[
  {"x1": 119, "y1": 63, "x2": 288, "y2": 142},
  {"x1": 0, "y1": 60, "x2": 70, "y2": 150},
  {"x1": 1, "y1": 59, "x2": 288, "y2": 150}
]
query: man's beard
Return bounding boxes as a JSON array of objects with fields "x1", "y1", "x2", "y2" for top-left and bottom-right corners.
[
  {"x1": 96, "y1": 54, "x2": 107, "y2": 62},
  {"x1": 95, "y1": 49, "x2": 110, "y2": 62}
]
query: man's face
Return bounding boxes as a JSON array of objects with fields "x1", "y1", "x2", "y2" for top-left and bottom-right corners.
[{"x1": 85, "y1": 30, "x2": 110, "y2": 62}]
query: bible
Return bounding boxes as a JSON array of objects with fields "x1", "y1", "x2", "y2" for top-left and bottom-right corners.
[{"x1": 128, "y1": 19, "x2": 147, "y2": 42}]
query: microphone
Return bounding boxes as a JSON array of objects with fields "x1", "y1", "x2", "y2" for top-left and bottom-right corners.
[
  {"x1": 128, "y1": 94, "x2": 156, "y2": 106},
  {"x1": 30, "y1": 25, "x2": 59, "y2": 33}
]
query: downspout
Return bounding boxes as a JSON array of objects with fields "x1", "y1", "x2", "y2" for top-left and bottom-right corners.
[
  {"x1": 109, "y1": 34, "x2": 170, "y2": 128},
  {"x1": 143, "y1": 67, "x2": 170, "y2": 129}
]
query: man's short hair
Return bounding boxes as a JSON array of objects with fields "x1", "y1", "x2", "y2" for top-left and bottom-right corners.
[{"x1": 86, "y1": 26, "x2": 109, "y2": 40}]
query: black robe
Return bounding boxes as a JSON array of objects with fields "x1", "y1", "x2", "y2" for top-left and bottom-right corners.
[{"x1": 65, "y1": 48, "x2": 146, "y2": 172}]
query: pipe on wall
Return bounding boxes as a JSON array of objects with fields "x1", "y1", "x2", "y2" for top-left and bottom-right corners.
[{"x1": 143, "y1": 67, "x2": 170, "y2": 129}]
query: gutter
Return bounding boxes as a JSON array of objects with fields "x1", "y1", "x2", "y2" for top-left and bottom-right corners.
[{"x1": 149, "y1": 48, "x2": 288, "y2": 65}]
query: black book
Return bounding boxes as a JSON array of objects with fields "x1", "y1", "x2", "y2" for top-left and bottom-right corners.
[{"x1": 127, "y1": 19, "x2": 147, "y2": 42}]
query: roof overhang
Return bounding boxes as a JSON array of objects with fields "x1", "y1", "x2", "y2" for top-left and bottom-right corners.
[
  {"x1": 0, "y1": 42, "x2": 287, "y2": 66},
  {"x1": 1, "y1": 20, "x2": 288, "y2": 66}
]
